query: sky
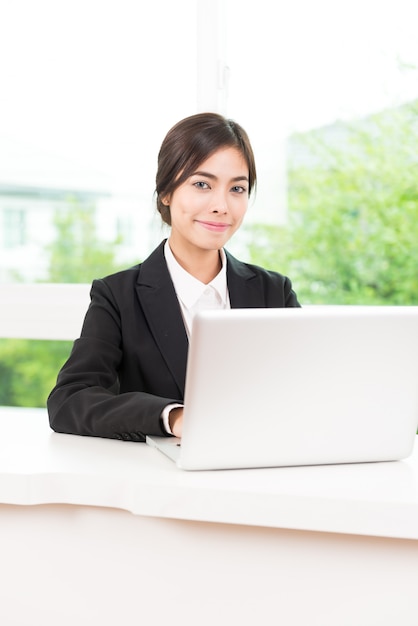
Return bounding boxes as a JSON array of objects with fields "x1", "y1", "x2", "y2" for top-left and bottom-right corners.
[
  {"x1": 0, "y1": 0, "x2": 417, "y2": 197},
  {"x1": 226, "y1": 0, "x2": 418, "y2": 129}
]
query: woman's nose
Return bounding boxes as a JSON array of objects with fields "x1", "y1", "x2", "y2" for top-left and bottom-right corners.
[{"x1": 210, "y1": 191, "x2": 228, "y2": 213}]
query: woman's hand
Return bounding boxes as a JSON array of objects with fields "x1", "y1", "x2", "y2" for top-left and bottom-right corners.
[{"x1": 168, "y1": 406, "x2": 183, "y2": 438}]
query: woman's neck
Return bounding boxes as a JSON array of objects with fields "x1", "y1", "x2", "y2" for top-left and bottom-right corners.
[{"x1": 168, "y1": 240, "x2": 222, "y2": 284}]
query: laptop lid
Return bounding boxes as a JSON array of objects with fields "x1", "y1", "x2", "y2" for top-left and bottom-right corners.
[{"x1": 148, "y1": 306, "x2": 418, "y2": 470}]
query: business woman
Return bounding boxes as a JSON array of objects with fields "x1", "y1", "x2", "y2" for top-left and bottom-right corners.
[{"x1": 47, "y1": 112, "x2": 300, "y2": 441}]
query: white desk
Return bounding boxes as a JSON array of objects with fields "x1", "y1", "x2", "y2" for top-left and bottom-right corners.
[{"x1": 1, "y1": 407, "x2": 418, "y2": 626}]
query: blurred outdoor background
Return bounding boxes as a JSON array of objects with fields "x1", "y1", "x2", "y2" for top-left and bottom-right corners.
[{"x1": 1, "y1": 0, "x2": 417, "y2": 406}]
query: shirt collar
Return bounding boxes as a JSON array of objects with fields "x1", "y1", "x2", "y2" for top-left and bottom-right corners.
[{"x1": 164, "y1": 239, "x2": 228, "y2": 310}]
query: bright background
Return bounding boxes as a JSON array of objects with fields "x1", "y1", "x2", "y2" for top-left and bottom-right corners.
[
  {"x1": 1, "y1": 0, "x2": 418, "y2": 407},
  {"x1": 1, "y1": 0, "x2": 417, "y2": 224}
]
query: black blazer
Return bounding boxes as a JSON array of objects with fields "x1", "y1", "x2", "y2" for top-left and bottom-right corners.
[{"x1": 47, "y1": 240, "x2": 300, "y2": 440}]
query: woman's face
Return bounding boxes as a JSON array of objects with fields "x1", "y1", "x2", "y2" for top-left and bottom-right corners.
[{"x1": 164, "y1": 146, "x2": 249, "y2": 255}]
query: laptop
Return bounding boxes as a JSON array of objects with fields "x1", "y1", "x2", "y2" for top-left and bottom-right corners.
[{"x1": 146, "y1": 306, "x2": 418, "y2": 470}]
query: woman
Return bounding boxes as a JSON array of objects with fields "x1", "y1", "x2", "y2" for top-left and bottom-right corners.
[{"x1": 47, "y1": 112, "x2": 300, "y2": 440}]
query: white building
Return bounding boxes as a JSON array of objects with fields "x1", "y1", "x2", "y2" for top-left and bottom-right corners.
[{"x1": 0, "y1": 137, "x2": 162, "y2": 282}]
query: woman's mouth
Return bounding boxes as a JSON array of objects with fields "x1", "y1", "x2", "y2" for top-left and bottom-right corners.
[{"x1": 196, "y1": 220, "x2": 230, "y2": 233}]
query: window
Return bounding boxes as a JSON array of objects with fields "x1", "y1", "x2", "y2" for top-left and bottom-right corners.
[
  {"x1": 2, "y1": 207, "x2": 27, "y2": 248},
  {"x1": 1, "y1": 0, "x2": 417, "y2": 284},
  {"x1": 1, "y1": 0, "x2": 418, "y2": 408},
  {"x1": 0, "y1": 0, "x2": 198, "y2": 283}
]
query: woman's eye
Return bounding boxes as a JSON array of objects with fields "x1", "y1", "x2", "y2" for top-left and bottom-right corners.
[
  {"x1": 232, "y1": 185, "x2": 246, "y2": 194},
  {"x1": 194, "y1": 181, "x2": 210, "y2": 189}
]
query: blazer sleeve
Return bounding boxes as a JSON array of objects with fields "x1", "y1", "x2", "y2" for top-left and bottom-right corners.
[
  {"x1": 47, "y1": 277, "x2": 182, "y2": 442},
  {"x1": 282, "y1": 275, "x2": 300, "y2": 307}
]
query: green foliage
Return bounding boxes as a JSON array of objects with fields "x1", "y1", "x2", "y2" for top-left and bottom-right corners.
[
  {"x1": 46, "y1": 199, "x2": 124, "y2": 283},
  {"x1": 0, "y1": 339, "x2": 72, "y2": 407},
  {"x1": 1, "y1": 200, "x2": 126, "y2": 408},
  {"x1": 246, "y1": 101, "x2": 418, "y2": 305}
]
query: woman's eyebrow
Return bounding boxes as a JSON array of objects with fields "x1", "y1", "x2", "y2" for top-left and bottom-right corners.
[{"x1": 192, "y1": 170, "x2": 249, "y2": 182}]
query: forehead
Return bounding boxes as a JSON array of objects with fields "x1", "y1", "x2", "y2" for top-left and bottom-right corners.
[{"x1": 192, "y1": 147, "x2": 248, "y2": 176}]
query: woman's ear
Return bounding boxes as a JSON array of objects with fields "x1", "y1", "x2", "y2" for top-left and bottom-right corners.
[{"x1": 161, "y1": 195, "x2": 170, "y2": 206}]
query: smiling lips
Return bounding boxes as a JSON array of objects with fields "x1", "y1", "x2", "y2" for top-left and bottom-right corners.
[{"x1": 196, "y1": 220, "x2": 230, "y2": 233}]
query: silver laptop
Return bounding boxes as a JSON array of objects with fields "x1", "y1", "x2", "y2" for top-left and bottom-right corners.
[{"x1": 146, "y1": 306, "x2": 418, "y2": 470}]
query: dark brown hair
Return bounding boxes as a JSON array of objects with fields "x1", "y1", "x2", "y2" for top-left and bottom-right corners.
[{"x1": 155, "y1": 112, "x2": 257, "y2": 225}]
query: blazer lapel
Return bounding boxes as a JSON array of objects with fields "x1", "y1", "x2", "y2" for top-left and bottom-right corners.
[
  {"x1": 135, "y1": 241, "x2": 189, "y2": 395},
  {"x1": 134, "y1": 244, "x2": 267, "y2": 396},
  {"x1": 226, "y1": 250, "x2": 267, "y2": 308}
]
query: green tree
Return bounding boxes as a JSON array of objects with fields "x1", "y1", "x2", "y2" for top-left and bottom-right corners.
[
  {"x1": 0, "y1": 339, "x2": 73, "y2": 407},
  {"x1": 46, "y1": 198, "x2": 124, "y2": 283},
  {"x1": 0, "y1": 200, "x2": 128, "y2": 407},
  {"x1": 246, "y1": 100, "x2": 418, "y2": 305}
]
